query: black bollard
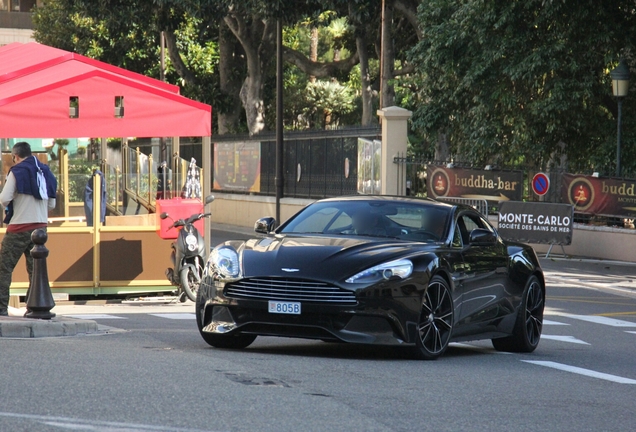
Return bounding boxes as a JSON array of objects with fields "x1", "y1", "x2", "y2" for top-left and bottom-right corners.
[{"x1": 24, "y1": 229, "x2": 56, "y2": 319}]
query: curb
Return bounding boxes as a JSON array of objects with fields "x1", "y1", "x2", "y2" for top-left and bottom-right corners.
[{"x1": 0, "y1": 316, "x2": 99, "y2": 338}]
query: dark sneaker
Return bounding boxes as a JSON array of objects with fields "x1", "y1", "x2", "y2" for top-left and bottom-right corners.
[{"x1": 0, "y1": 309, "x2": 8, "y2": 316}]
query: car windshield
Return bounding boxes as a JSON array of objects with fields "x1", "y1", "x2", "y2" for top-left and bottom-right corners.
[{"x1": 279, "y1": 200, "x2": 450, "y2": 242}]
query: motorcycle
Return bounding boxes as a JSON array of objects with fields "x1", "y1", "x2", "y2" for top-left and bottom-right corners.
[{"x1": 160, "y1": 195, "x2": 214, "y2": 302}]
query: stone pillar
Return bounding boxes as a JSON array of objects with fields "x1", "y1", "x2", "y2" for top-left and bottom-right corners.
[{"x1": 377, "y1": 106, "x2": 412, "y2": 195}]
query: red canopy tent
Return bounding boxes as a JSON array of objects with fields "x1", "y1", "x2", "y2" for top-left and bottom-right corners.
[{"x1": 0, "y1": 42, "x2": 211, "y2": 138}]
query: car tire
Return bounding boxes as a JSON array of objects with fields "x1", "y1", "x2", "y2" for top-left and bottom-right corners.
[
  {"x1": 414, "y1": 275, "x2": 454, "y2": 360},
  {"x1": 492, "y1": 275, "x2": 544, "y2": 353},
  {"x1": 195, "y1": 290, "x2": 257, "y2": 349}
]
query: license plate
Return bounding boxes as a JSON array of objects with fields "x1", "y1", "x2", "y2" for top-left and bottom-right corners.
[{"x1": 268, "y1": 300, "x2": 301, "y2": 315}]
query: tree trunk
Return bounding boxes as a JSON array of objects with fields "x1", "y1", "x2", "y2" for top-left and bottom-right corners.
[
  {"x1": 218, "y1": 22, "x2": 243, "y2": 135},
  {"x1": 380, "y1": 0, "x2": 395, "y2": 108},
  {"x1": 224, "y1": 14, "x2": 276, "y2": 135},
  {"x1": 435, "y1": 131, "x2": 449, "y2": 162},
  {"x1": 356, "y1": 31, "x2": 374, "y2": 126},
  {"x1": 309, "y1": 26, "x2": 318, "y2": 83},
  {"x1": 394, "y1": 0, "x2": 422, "y2": 40},
  {"x1": 163, "y1": 30, "x2": 197, "y2": 86},
  {"x1": 239, "y1": 68, "x2": 266, "y2": 135}
]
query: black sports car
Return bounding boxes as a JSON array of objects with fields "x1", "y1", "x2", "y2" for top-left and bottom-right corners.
[{"x1": 197, "y1": 196, "x2": 545, "y2": 360}]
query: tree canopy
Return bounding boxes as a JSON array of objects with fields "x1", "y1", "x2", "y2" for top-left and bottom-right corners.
[
  {"x1": 406, "y1": 0, "x2": 636, "y2": 175},
  {"x1": 32, "y1": 0, "x2": 636, "y2": 176}
]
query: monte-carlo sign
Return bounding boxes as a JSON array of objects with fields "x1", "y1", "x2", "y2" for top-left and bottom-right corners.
[{"x1": 497, "y1": 201, "x2": 574, "y2": 245}]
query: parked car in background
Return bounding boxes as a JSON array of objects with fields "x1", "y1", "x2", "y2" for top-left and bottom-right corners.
[{"x1": 197, "y1": 196, "x2": 545, "y2": 360}]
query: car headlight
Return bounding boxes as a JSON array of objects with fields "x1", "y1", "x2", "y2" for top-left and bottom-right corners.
[
  {"x1": 345, "y1": 259, "x2": 413, "y2": 284},
  {"x1": 210, "y1": 246, "x2": 240, "y2": 278}
]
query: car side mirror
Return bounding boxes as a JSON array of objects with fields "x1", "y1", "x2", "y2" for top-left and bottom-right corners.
[
  {"x1": 255, "y1": 217, "x2": 276, "y2": 234},
  {"x1": 204, "y1": 194, "x2": 215, "y2": 205},
  {"x1": 469, "y1": 228, "x2": 497, "y2": 245}
]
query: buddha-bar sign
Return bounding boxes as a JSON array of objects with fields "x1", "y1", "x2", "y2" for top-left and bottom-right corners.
[
  {"x1": 561, "y1": 174, "x2": 636, "y2": 217},
  {"x1": 427, "y1": 165, "x2": 523, "y2": 203},
  {"x1": 498, "y1": 201, "x2": 574, "y2": 245}
]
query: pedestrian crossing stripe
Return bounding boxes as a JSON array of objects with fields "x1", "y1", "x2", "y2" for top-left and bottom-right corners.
[
  {"x1": 522, "y1": 360, "x2": 636, "y2": 385},
  {"x1": 543, "y1": 319, "x2": 570, "y2": 326},
  {"x1": 149, "y1": 313, "x2": 195, "y2": 320},
  {"x1": 541, "y1": 335, "x2": 589, "y2": 345},
  {"x1": 564, "y1": 314, "x2": 636, "y2": 327}
]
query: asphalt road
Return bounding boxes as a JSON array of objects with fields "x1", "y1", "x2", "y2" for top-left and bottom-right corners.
[{"x1": 1, "y1": 229, "x2": 635, "y2": 432}]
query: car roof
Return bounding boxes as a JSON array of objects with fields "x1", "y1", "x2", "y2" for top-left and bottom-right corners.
[{"x1": 317, "y1": 195, "x2": 457, "y2": 210}]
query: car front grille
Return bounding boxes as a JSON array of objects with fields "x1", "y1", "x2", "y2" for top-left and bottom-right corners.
[{"x1": 225, "y1": 278, "x2": 357, "y2": 305}]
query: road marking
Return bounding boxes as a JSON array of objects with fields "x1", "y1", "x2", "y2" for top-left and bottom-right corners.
[
  {"x1": 0, "y1": 411, "x2": 219, "y2": 431},
  {"x1": 543, "y1": 319, "x2": 569, "y2": 326},
  {"x1": 62, "y1": 314, "x2": 126, "y2": 320},
  {"x1": 449, "y1": 342, "x2": 511, "y2": 354},
  {"x1": 564, "y1": 315, "x2": 636, "y2": 327},
  {"x1": 626, "y1": 331, "x2": 636, "y2": 335},
  {"x1": 541, "y1": 335, "x2": 589, "y2": 345},
  {"x1": 522, "y1": 361, "x2": 636, "y2": 384},
  {"x1": 150, "y1": 313, "x2": 195, "y2": 320},
  {"x1": 548, "y1": 297, "x2": 636, "y2": 307},
  {"x1": 596, "y1": 311, "x2": 636, "y2": 317}
]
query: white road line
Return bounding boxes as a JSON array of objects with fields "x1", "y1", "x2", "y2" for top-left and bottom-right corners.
[
  {"x1": 62, "y1": 314, "x2": 126, "y2": 320},
  {"x1": 563, "y1": 315, "x2": 636, "y2": 327},
  {"x1": 626, "y1": 331, "x2": 636, "y2": 335},
  {"x1": 541, "y1": 335, "x2": 589, "y2": 345},
  {"x1": 0, "y1": 411, "x2": 218, "y2": 432},
  {"x1": 543, "y1": 319, "x2": 570, "y2": 326},
  {"x1": 150, "y1": 313, "x2": 195, "y2": 320},
  {"x1": 522, "y1": 361, "x2": 636, "y2": 384}
]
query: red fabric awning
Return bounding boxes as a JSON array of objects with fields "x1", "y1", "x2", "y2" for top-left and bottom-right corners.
[{"x1": 0, "y1": 43, "x2": 211, "y2": 138}]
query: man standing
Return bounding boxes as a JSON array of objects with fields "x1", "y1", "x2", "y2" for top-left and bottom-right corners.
[{"x1": 0, "y1": 142, "x2": 57, "y2": 316}]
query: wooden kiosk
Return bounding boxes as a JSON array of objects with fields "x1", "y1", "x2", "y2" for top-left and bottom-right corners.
[{"x1": 0, "y1": 42, "x2": 212, "y2": 297}]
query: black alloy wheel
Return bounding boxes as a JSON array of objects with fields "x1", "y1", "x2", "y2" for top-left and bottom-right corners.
[
  {"x1": 492, "y1": 275, "x2": 544, "y2": 353},
  {"x1": 415, "y1": 275, "x2": 454, "y2": 360}
]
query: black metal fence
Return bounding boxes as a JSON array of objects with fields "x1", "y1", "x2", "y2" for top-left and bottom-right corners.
[{"x1": 213, "y1": 127, "x2": 381, "y2": 199}]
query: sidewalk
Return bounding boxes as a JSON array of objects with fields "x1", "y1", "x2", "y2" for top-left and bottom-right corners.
[
  {"x1": 0, "y1": 306, "x2": 99, "y2": 338},
  {"x1": 0, "y1": 297, "x2": 196, "y2": 338}
]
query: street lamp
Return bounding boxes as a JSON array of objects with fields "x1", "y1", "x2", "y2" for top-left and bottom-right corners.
[{"x1": 610, "y1": 59, "x2": 630, "y2": 177}]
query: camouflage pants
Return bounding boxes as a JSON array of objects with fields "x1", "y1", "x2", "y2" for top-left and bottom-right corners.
[{"x1": 0, "y1": 229, "x2": 39, "y2": 313}]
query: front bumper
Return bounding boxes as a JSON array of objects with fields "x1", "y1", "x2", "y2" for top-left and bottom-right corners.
[{"x1": 198, "y1": 278, "x2": 422, "y2": 345}]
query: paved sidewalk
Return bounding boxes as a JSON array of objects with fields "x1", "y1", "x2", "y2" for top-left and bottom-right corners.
[
  {"x1": 0, "y1": 306, "x2": 99, "y2": 338},
  {"x1": 0, "y1": 297, "x2": 197, "y2": 338}
]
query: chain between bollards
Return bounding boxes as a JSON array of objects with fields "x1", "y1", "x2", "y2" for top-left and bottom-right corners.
[{"x1": 24, "y1": 228, "x2": 56, "y2": 319}]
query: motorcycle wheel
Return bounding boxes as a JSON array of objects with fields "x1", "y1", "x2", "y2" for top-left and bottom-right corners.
[
  {"x1": 178, "y1": 292, "x2": 188, "y2": 303},
  {"x1": 180, "y1": 267, "x2": 201, "y2": 302}
]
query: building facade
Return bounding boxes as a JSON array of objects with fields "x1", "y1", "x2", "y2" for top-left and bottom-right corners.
[{"x1": 0, "y1": 0, "x2": 38, "y2": 45}]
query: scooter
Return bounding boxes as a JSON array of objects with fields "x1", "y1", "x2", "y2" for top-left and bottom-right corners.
[{"x1": 160, "y1": 195, "x2": 214, "y2": 302}]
